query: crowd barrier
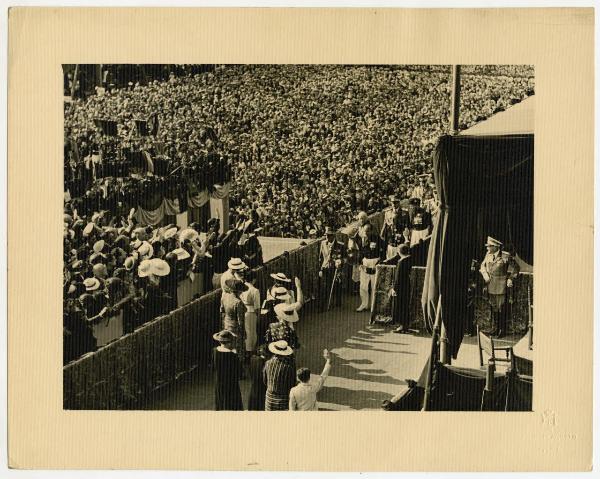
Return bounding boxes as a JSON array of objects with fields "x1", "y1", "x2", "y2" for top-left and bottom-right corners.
[
  {"x1": 63, "y1": 209, "x2": 385, "y2": 409},
  {"x1": 63, "y1": 239, "x2": 322, "y2": 409}
]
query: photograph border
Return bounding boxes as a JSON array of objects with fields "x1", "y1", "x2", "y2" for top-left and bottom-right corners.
[{"x1": 8, "y1": 7, "x2": 594, "y2": 471}]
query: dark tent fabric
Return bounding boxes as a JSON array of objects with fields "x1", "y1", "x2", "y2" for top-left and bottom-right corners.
[
  {"x1": 422, "y1": 133, "x2": 534, "y2": 357},
  {"x1": 384, "y1": 386, "x2": 424, "y2": 411},
  {"x1": 505, "y1": 374, "x2": 533, "y2": 411},
  {"x1": 387, "y1": 363, "x2": 532, "y2": 411},
  {"x1": 430, "y1": 363, "x2": 508, "y2": 411}
]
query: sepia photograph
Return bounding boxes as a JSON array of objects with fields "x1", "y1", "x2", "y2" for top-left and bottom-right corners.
[
  {"x1": 7, "y1": 5, "x2": 595, "y2": 472},
  {"x1": 62, "y1": 63, "x2": 535, "y2": 412}
]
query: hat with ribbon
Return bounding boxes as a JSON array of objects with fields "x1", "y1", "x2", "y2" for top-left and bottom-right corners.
[
  {"x1": 227, "y1": 258, "x2": 247, "y2": 271},
  {"x1": 274, "y1": 303, "x2": 299, "y2": 323},
  {"x1": 270, "y1": 272, "x2": 292, "y2": 283},
  {"x1": 150, "y1": 258, "x2": 170, "y2": 277},
  {"x1": 272, "y1": 286, "x2": 292, "y2": 303},
  {"x1": 163, "y1": 226, "x2": 178, "y2": 240},
  {"x1": 212, "y1": 329, "x2": 237, "y2": 343},
  {"x1": 137, "y1": 259, "x2": 153, "y2": 278},
  {"x1": 179, "y1": 228, "x2": 199, "y2": 243},
  {"x1": 137, "y1": 241, "x2": 154, "y2": 258},
  {"x1": 171, "y1": 247, "x2": 191, "y2": 261},
  {"x1": 268, "y1": 339, "x2": 294, "y2": 356},
  {"x1": 83, "y1": 277, "x2": 101, "y2": 292}
]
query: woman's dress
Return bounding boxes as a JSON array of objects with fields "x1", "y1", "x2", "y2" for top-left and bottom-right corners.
[{"x1": 213, "y1": 347, "x2": 244, "y2": 411}]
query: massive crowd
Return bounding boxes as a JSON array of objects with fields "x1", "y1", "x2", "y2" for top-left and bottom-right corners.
[
  {"x1": 63, "y1": 64, "x2": 535, "y2": 366},
  {"x1": 64, "y1": 64, "x2": 534, "y2": 237}
]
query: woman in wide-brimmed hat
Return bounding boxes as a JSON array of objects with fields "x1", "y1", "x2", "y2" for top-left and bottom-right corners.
[
  {"x1": 235, "y1": 268, "x2": 261, "y2": 357},
  {"x1": 137, "y1": 258, "x2": 171, "y2": 325},
  {"x1": 264, "y1": 340, "x2": 296, "y2": 411},
  {"x1": 221, "y1": 278, "x2": 248, "y2": 361},
  {"x1": 212, "y1": 330, "x2": 244, "y2": 411},
  {"x1": 265, "y1": 302, "x2": 301, "y2": 352}
]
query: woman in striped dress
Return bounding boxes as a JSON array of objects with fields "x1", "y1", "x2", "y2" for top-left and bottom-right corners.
[{"x1": 263, "y1": 340, "x2": 296, "y2": 411}]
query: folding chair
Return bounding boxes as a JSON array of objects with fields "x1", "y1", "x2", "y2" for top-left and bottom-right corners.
[{"x1": 477, "y1": 325, "x2": 514, "y2": 368}]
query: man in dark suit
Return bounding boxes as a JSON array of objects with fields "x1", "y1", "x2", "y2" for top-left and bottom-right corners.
[{"x1": 390, "y1": 244, "x2": 413, "y2": 333}]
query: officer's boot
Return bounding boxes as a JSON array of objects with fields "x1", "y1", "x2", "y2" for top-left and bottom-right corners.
[
  {"x1": 488, "y1": 312, "x2": 499, "y2": 336},
  {"x1": 496, "y1": 309, "x2": 507, "y2": 338}
]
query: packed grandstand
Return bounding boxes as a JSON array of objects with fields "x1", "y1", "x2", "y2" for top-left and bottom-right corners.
[{"x1": 63, "y1": 64, "x2": 534, "y2": 363}]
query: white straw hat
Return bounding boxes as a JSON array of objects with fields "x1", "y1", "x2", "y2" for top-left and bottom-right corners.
[
  {"x1": 274, "y1": 303, "x2": 299, "y2": 323},
  {"x1": 268, "y1": 340, "x2": 294, "y2": 356},
  {"x1": 150, "y1": 258, "x2": 171, "y2": 277},
  {"x1": 138, "y1": 259, "x2": 153, "y2": 277},
  {"x1": 270, "y1": 272, "x2": 292, "y2": 283},
  {"x1": 227, "y1": 257, "x2": 247, "y2": 271}
]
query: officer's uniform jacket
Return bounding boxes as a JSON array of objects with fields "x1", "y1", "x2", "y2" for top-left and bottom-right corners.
[
  {"x1": 320, "y1": 239, "x2": 346, "y2": 270},
  {"x1": 480, "y1": 252, "x2": 520, "y2": 295}
]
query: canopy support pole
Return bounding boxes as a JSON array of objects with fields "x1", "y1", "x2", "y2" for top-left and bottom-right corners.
[
  {"x1": 422, "y1": 295, "x2": 442, "y2": 411},
  {"x1": 70, "y1": 64, "x2": 79, "y2": 100},
  {"x1": 450, "y1": 65, "x2": 461, "y2": 134}
]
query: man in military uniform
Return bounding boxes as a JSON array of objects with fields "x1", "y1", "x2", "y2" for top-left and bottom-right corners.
[
  {"x1": 380, "y1": 195, "x2": 410, "y2": 253},
  {"x1": 356, "y1": 211, "x2": 371, "y2": 241},
  {"x1": 390, "y1": 244, "x2": 413, "y2": 333},
  {"x1": 346, "y1": 226, "x2": 362, "y2": 294},
  {"x1": 319, "y1": 226, "x2": 347, "y2": 310},
  {"x1": 409, "y1": 198, "x2": 432, "y2": 247},
  {"x1": 479, "y1": 236, "x2": 520, "y2": 338},
  {"x1": 410, "y1": 174, "x2": 430, "y2": 201}
]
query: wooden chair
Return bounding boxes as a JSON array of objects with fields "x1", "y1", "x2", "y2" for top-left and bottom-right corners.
[{"x1": 477, "y1": 326, "x2": 514, "y2": 368}]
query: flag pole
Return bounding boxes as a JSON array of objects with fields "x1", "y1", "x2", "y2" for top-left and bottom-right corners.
[
  {"x1": 422, "y1": 295, "x2": 442, "y2": 411},
  {"x1": 450, "y1": 65, "x2": 461, "y2": 135}
]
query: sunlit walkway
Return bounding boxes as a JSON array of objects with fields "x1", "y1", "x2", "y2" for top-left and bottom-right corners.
[{"x1": 139, "y1": 293, "x2": 517, "y2": 411}]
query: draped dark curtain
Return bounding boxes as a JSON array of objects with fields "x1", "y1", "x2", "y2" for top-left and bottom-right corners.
[{"x1": 422, "y1": 134, "x2": 534, "y2": 358}]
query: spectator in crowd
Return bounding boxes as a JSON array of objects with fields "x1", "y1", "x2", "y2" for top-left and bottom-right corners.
[
  {"x1": 289, "y1": 349, "x2": 332, "y2": 411},
  {"x1": 247, "y1": 344, "x2": 270, "y2": 411},
  {"x1": 65, "y1": 64, "x2": 534, "y2": 240},
  {"x1": 212, "y1": 329, "x2": 244, "y2": 411},
  {"x1": 220, "y1": 279, "x2": 248, "y2": 362},
  {"x1": 357, "y1": 240, "x2": 381, "y2": 313},
  {"x1": 346, "y1": 227, "x2": 362, "y2": 294},
  {"x1": 263, "y1": 340, "x2": 297, "y2": 411},
  {"x1": 236, "y1": 268, "x2": 261, "y2": 356},
  {"x1": 221, "y1": 257, "x2": 247, "y2": 292},
  {"x1": 63, "y1": 64, "x2": 534, "y2": 362},
  {"x1": 265, "y1": 272, "x2": 293, "y2": 302},
  {"x1": 390, "y1": 244, "x2": 413, "y2": 333},
  {"x1": 266, "y1": 303, "x2": 301, "y2": 355},
  {"x1": 319, "y1": 227, "x2": 347, "y2": 310}
]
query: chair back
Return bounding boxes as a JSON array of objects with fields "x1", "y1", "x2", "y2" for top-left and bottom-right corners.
[{"x1": 477, "y1": 326, "x2": 496, "y2": 366}]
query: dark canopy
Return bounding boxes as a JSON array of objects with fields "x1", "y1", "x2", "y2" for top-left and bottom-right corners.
[{"x1": 422, "y1": 122, "x2": 533, "y2": 358}]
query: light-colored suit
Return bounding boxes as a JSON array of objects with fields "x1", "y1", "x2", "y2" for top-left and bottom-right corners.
[
  {"x1": 480, "y1": 252, "x2": 519, "y2": 296},
  {"x1": 289, "y1": 361, "x2": 331, "y2": 411}
]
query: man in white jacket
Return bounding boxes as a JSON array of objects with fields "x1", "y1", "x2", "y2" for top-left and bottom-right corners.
[{"x1": 289, "y1": 349, "x2": 332, "y2": 411}]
